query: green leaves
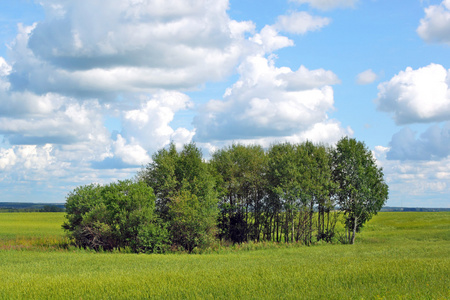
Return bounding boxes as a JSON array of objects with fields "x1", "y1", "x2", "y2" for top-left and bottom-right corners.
[
  {"x1": 64, "y1": 138, "x2": 389, "y2": 251},
  {"x1": 142, "y1": 142, "x2": 218, "y2": 252},
  {"x1": 331, "y1": 137, "x2": 389, "y2": 243},
  {"x1": 63, "y1": 180, "x2": 165, "y2": 252}
]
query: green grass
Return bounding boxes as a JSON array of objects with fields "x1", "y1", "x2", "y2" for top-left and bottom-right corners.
[
  {"x1": 0, "y1": 212, "x2": 449, "y2": 299},
  {"x1": 0, "y1": 212, "x2": 67, "y2": 250}
]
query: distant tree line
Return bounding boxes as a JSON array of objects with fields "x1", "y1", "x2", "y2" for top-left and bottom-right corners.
[
  {"x1": 0, "y1": 203, "x2": 65, "y2": 212},
  {"x1": 63, "y1": 137, "x2": 388, "y2": 253}
]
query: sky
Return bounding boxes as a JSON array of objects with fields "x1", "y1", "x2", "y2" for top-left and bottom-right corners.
[{"x1": 0, "y1": 0, "x2": 449, "y2": 207}]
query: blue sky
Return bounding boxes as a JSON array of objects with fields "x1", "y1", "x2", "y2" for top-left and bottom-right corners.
[{"x1": 0, "y1": 0, "x2": 449, "y2": 207}]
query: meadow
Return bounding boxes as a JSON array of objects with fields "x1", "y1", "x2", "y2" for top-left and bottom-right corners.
[{"x1": 0, "y1": 212, "x2": 448, "y2": 299}]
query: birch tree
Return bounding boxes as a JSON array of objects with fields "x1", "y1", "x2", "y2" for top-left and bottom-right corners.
[{"x1": 331, "y1": 137, "x2": 389, "y2": 244}]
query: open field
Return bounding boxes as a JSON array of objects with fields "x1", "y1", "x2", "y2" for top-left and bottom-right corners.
[
  {"x1": 0, "y1": 212, "x2": 67, "y2": 250},
  {"x1": 0, "y1": 212, "x2": 449, "y2": 299}
]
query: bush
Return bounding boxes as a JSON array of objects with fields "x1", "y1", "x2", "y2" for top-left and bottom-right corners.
[
  {"x1": 169, "y1": 190, "x2": 217, "y2": 252},
  {"x1": 62, "y1": 180, "x2": 168, "y2": 253}
]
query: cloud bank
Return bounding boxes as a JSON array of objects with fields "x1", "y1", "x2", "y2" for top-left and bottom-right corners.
[
  {"x1": 194, "y1": 55, "x2": 348, "y2": 145},
  {"x1": 1, "y1": 0, "x2": 351, "y2": 202}
]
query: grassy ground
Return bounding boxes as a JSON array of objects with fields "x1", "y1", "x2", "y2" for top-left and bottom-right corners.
[
  {"x1": 0, "y1": 212, "x2": 67, "y2": 250},
  {"x1": 0, "y1": 212, "x2": 448, "y2": 299}
]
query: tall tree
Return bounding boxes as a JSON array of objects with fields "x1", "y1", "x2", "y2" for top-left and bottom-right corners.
[
  {"x1": 211, "y1": 144, "x2": 268, "y2": 243},
  {"x1": 331, "y1": 137, "x2": 389, "y2": 244},
  {"x1": 295, "y1": 142, "x2": 335, "y2": 245},
  {"x1": 139, "y1": 143, "x2": 178, "y2": 222},
  {"x1": 141, "y1": 142, "x2": 218, "y2": 251},
  {"x1": 267, "y1": 143, "x2": 302, "y2": 243}
]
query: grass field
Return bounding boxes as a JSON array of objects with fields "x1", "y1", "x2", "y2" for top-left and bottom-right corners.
[
  {"x1": 0, "y1": 212, "x2": 449, "y2": 299},
  {"x1": 0, "y1": 212, "x2": 67, "y2": 250}
]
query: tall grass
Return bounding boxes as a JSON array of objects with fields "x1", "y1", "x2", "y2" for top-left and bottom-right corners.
[
  {"x1": 0, "y1": 212, "x2": 68, "y2": 250},
  {"x1": 0, "y1": 212, "x2": 448, "y2": 299}
]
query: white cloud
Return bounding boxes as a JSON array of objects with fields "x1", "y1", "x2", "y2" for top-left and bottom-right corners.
[
  {"x1": 249, "y1": 25, "x2": 294, "y2": 54},
  {"x1": 274, "y1": 11, "x2": 331, "y2": 34},
  {"x1": 376, "y1": 63, "x2": 450, "y2": 125},
  {"x1": 0, "y1": 97, "x2": 109, "y2": 147},
  {"x1": 373, "y1": 145, "x2": 450, "y2": 207},
  {"x1": 0, "y1": 57, "x2": 11, "y2": 91},
  {"x1": 0, "y1": 144, "x2": 60, "y2": 175},
  {"x1": 0, "y1": 0, "x2": 352, "y2": 202},
  {"x1": 0, "y1": 57, "x2": 11, "y2": 77},
  {"x1": 289, "y1": 0, "x2": 358, "y2": 10},
  {"x1": 8, "y1": 0, "x2": 254, "y2": 97},
  {"x1": 120, "y1": 91, "x2": 195, "y2": 155},
  {"x1": 386, "y1": 122, "x2": 450, "y2": 161},
  {"x1": 356, "y1": 69, "x2": 378, "y2": 85},
  {"x1": 194, "y1": 55, "x2": 348, "y2": 144},
  {"x1": 417, "y1": 0, "x2": 450, "y2": 45},
  {"x1": 113, "y1": 135, "x2": 150, "y2": 166},
  {"x1": 0, "y1": 148, "x2": 16, "y2": 170},
  {"x1": 198, "y1": 120, "x2": 352, "y2": 159},
  {"x1": 0, "y1": 91, "x2": 65, "y2": 117}
]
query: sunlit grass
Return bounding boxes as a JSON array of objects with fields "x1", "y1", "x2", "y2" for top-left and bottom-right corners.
[
  {"x1": 0, "y1": 212, "x2": 68, "y2": 250},
  {"x1": 0, "y1": 212, "x2": 449, "y2": 299}
]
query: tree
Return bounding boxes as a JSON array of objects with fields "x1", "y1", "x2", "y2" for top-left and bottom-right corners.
[
  {"x1": 331, "y1": 137, "x2": 389, "y2": 244},
  {"x1": 141, "y1": 142, "x2": 218, "y2": 251},
  {"x1": 211, "y1": 144, "x2": 268, "y2": 243},
  {"x1": 139, "y1": 143, "x2": 179, "y2": 222},
  {"x1": 267, "y1": 142, "x2": 301, "y2": 243},
  {"x1": 63, "y1": 180, "x2": 168, "y2": 253}
]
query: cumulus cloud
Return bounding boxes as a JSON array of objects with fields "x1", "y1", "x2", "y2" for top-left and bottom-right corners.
[
  {"x1": 120, "y1": 91, "x2": 194, "y2": 152},
  {"x1": 0, "y1": 144, "x2": 68, "y2": 182},
  {"x1": 249, "y1": 11, "x2": 330, "y2": 54},
  {"x1": 92, "y1": 91, "x2": 195, "y2": 168},
  {"x1": 376, "y1": 63, "x2": 450, "y2": 125},
  {"x1": 112, "y1": 135, "x2": 150, "y2": 166},
  {"x1": 386, "y1": 123, "x2": 450, "y2": 161},
  {"x1": 0, "y1": 0, "x2": 350, "y2": 202},
  {"x1": 7, "y1": 0, "x2": 255, "y2": 97},
  {"x1": 417, "y1": 0, "x2": 450, "y2": 45},
  {"x1": 0, "y1": 57, "x2": 11, "y2": 91},
  {"x1": 373, "y1": 145, "x2": 450, "y2": 207},
  {"x1": 249, "y1": 25, "x2": 294, "y2": 54},
  {"x1": 194, "y1": 55, "x2": 348, "y2": 144},
  {"x1": 198, "y1": 120, "x2": 352, "y2": 159},
  {"x1": 0, "y1": 57, "x2": 11, "y2": 77},
  {"x1": 356, "y1": 69, "x2": 378, "y2": 85},
  {"x1": 274, "y1": 11, "x2": 331, "y2": 34},
  {"x1": 289, "y1": 0, "x2": 358, "y2": 10},
  {"x1": 0, "y1": 96, "x2": 109, "y2": 146}
]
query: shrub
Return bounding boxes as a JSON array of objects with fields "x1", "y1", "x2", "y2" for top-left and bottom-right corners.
[{"x1": 63, "y1": 180, "x2": 168, "y2": 253}]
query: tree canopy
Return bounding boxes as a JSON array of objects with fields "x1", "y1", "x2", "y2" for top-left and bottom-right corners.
[
  {"x1": 331, "y1": 137, "x2": 389, "y2": 244},
  {"x1": 63, "y1": 138, "x2": 389, "y2": 252}
]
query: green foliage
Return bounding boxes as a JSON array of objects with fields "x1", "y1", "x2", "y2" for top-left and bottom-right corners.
[
  {"x1": 331, "y1": 137, "x2": 389, "y2": 244},
  {"x1": 266, "y1": 142, "x2": 335, "y2": 244},
  {"x1": 169, "y1": 190, "x2": 217, "y2": 252},
  {"x1": 63, "y1": 138, "x2": 388, "y2": 251},
  {"x1": 211, "y1": 144, "x2": 268, "y2": 243},
  {"x1": 140, "y1": 143, "x2": 179, "y2": 221},
  {"x1": 63, "y1": 180, "x2": 168, "y2": 252},
  {"x1": 142, "y1": 142, "x2": 218, "y2": 251}
]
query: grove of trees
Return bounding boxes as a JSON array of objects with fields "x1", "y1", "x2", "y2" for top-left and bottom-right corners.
[{"x1": 63, "y1": 137, "x2": 389, "y2": 253}]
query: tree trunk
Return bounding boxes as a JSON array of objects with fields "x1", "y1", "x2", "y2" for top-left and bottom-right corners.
[
  {"x1": 351, "y1": 216, "x2": 358, "y2": 244},
  {"x1": 277, "y1": 213, "x2": 280, "y2": 243},
  {"x1": 309, "y1": 201, "x2": 314, "y2": 245}
]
